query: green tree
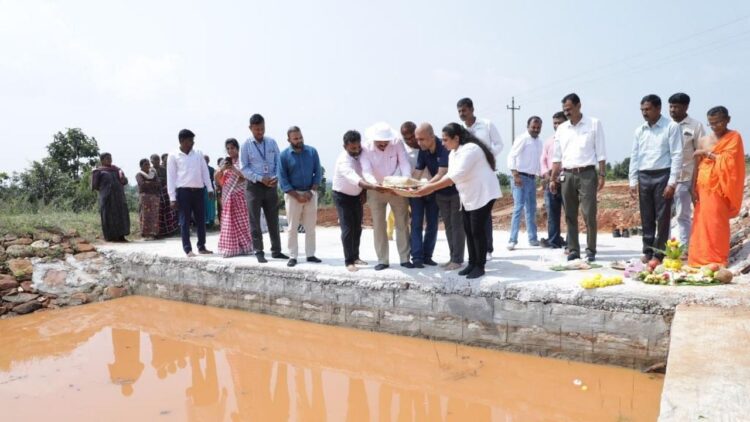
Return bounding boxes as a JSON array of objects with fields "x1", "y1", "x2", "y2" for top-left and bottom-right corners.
[
  {"x1": 18, "y1": 158, "x2": 72, "y2": 206},
  {"x1": 609, "y1": 157, "x2": 630, "y2": 180},
  {"x1": 47, "y1": 128, "x2": 100, "y2": 181}
]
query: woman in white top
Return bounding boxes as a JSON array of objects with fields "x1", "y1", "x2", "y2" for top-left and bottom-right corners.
[{"x1": 414, "y1": 123, "x2": 501, "y2": 279}]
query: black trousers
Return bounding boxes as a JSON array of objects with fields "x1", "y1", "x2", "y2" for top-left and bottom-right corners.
[
  {"x1": 246, "y1": 182, "x2": 282, "y2": 255},
  {"x1": 334, "y1": 191, "x2": 363, "y2": 265},
  {"x1": 463, "y1": 199, "x2": 495, "y2": 269},
  {"x1": 638, "y1": 169, "x2": 672, "y2": 259},
  {"x1": 176, "y1": 187, "x2": 206, "y2": 253}
]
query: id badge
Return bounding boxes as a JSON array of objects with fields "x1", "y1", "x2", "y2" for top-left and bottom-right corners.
[
  {"x1": 263, "y1": 165, "x2": 270, "y2": 175},
  {"x1": 559, "y1": 174, "x2": 566, "y2": 182}
]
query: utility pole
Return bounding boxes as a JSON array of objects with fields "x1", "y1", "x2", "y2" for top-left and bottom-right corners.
[{"x1": 506, "y1": 96, "x2": 521, "y2": 143}]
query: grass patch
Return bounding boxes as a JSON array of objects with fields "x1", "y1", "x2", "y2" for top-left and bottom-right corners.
[{"x1": 0, "y1": 210, "x2": 139, "y2": 241}]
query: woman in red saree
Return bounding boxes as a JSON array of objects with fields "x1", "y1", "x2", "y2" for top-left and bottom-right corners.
[
  {"x1": 688, "y1": 106, "x2": 745, "y2": 267},
  {"x1": 216, "y1": 138, "x2": 253, "y2": 257}
]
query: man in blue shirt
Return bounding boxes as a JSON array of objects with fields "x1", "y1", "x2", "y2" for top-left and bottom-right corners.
[
  {"x1": 411, "y1": 123, "x2": 463, "y2": 269},
  {"x1": 628, "y1": 95, "x2": 683, "y2": 262},
  {"x1": 240, "y1": 114, "x2": 289, "y2": 263},
  {"x1": 278, "y1": 126, "x2": 322, "y2": 267}
]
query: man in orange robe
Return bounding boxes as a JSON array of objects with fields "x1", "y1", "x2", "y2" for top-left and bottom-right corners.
[{"x1": 688, "y1": 106, "x2": 746, "y2": 266}]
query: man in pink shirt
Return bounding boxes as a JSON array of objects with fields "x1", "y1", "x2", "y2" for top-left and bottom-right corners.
[
  {"x1": 361, "y1": 122, "x2": 413, "y2": 270},
  {"x1": 540, "y1": 112, "x2": 568, "y2": 249}
]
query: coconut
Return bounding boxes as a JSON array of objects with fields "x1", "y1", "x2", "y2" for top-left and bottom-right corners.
[{"x1": 714, "y1": 269, "x2": 733, "y2": 284}]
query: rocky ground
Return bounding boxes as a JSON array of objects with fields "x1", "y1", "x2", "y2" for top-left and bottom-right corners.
[{"x1": 0, "y1": 229, "x2": 127, "y2": 319}]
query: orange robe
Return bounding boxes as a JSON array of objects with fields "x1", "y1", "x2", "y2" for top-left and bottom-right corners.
[{"x1": 688, "y1": 130, "x2": 746, "y2": 266}]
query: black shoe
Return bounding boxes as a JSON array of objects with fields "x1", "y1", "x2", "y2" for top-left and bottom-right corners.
[
  {"x1": 458, "y1": 265, "x2": 475, "y2": 276},
  {"x1": 466, "y1": 267, "x2": 485, "y2": 279},
  {"x1": 613, "y1": 229, "x2": 621, "y2": 238},
  {"x1": 374, "y1": 264, "x2": 389, "y2": 271},
  {"x1": 306, "y1": 256, "x2": 322, "y2": 263},
  {"x1": 423, "y1": 258, "x2": 438, "y2": 266},
  {"x1": 287, "y1": 259, "x2": 297, "y2": 267},
  {"x1": 540, "y1": 238, "x2": 549, "y2": 248},
  {"x1": 272, "y1": 252, "x2": 290, "y2": 259},
  {"x1": 411, "y1": 261, "x2": 425, "y2": 269},
  {"x1": 621, "y1": 229, "x2": 630, "y2": 238},
  {"x1": 566, "y1": 252, "x2": 581, "y2": 261},
  {"x1": 586, "y1": 254, "x2": 596, "y2": 262},
  {"x1": 401, "y1": 262, "x2": 415, "y2": 269},
  {"x1": 256, "y1": 253, "x2": 267, "y2": 263}
]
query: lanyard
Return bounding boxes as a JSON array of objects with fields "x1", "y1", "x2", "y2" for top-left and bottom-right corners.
[{"x1": 253, "y1": 140, "x2": 267, "y2": 161}]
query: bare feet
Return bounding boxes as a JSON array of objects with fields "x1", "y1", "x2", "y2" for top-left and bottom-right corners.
[
  {"x1": 444, "y1": 262, "x2": 462, "y2": 271},
  {"x1": 198, "y1": 249, "x2": 214, "y2": 255},
  {"x1": 354, "y1": 259, "x2": 368, "y2": 266},
  {"x1": 347, "y1": 264, "x2": 358, "y2": 272},
  {"x1": 186, "y1": 251, "x2": 197, "y2": 257}
]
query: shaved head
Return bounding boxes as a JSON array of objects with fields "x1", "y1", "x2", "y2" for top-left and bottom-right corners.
[
  {"x1": 415, "y1": 122, "x2": 437, "y2": 151},
  {"x1": 415, "y1": 122, "x2": 434, "y2": 138}
]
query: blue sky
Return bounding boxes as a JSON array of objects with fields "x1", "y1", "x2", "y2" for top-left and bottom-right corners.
[{"x1": 1, "y1": 0, "x2": 748, "y2": 182}]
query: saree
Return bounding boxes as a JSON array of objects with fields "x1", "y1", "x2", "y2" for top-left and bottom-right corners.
[
  {"x1": 92, "y1": 166, "x2": 130, "y2": 241},
  {"x1": 136, "y1": 170, "x2": 161, "y2": 237},
  {"x1": 218, "y1": 167, "x2": 253, "y2": 257},
  {"x1": 156, "y1": 166, "x2": 179, "y2": 236}
]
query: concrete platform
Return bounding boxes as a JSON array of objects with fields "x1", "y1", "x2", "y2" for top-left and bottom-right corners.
[
  {"x1": 659, "y1": 305, "x2": 750, "y2": 421},
  {"x1": 99, "y1": 227, "x2": 750, "y2": 370}
]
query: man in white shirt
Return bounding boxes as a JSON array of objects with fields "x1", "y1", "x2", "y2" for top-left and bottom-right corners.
[
  {"x1": 550, "y1": 93, "x2": 607, "y2": 262},
  {"x1": 332, "y1": 130, "x2": 384, "y2": 272},
  {"x1": 457, "y1": 97, "x2": 503, "y2": 260},
  {"x1": 629, "y1": 94, "x2": 683, "y2": 263},
  {"x1": 668, "y1": 92, "x2": 705, "y2": 252},
  {"x1": 167, "y1": 129, "x2": 215, "y2": 257},
  {"x1": 361, "y1": 122, "x2": 413, "y2": 270},
  {"x1": 507, "y1": 116, "x2": 544, "y2": 250}
]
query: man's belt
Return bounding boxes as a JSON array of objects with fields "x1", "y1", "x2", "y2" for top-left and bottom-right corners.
[
  {"x1": 563, "y1": 165, "x2": 595, "y2": 174},
  {"x1": 639, "y1": 168, "x2": 670, "y2": 176}
]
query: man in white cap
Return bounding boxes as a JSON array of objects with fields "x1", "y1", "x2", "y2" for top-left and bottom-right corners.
[{"x1": 361, "y1": 122, "x2": 412, "y2": 270}]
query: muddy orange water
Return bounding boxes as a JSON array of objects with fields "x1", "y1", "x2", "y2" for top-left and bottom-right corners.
[{"x1": 0, "y1": 296, "x2": 663, "y2": 421}]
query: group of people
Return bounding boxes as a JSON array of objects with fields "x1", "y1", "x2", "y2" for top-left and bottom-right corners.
[
  {"x1": 501, "y1": 92, "x2": 744, "y2": 268},
  {"x1": 91, "y1": 92, "x2": 745, "y2": 278}
]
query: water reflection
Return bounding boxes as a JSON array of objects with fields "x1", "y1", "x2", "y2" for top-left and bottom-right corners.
[
  {"x1": 108, "y1": 328, "x2": 144, "y2": 396},
  {"x1": 0, "y1": 296, "x2": 664, "y2": 421}
]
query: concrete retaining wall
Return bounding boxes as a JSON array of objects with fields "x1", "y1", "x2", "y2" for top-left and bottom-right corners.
[{"x1": 107, "y1": 251, "x2": 674, "y2": 370}]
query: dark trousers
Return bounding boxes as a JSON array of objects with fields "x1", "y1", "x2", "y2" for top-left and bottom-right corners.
[
  {"x1": 638, "y1": 169, "x2": 672, "y2": 259},
  {"x1": 436, "y1": 193, "x2": 465, "y2": 264},
  {"x1": 544, "y1": 186, "x2": 565, "y2": 247},
  {"x1": 409, "y1": 195, "x2": 439, "y2": 263},
  {"x1": 463, "y1": 199, "x2": 495, "y2": 269},
  {"x1": 485, "y1": 211, "x2": 494, "y2": 253},
  {"x1": 334, "y1": 191, "x2": 363, "y2": 265},
  {"x1": 246, "y1": 182, "x2": 281, "y2": 255},
  {"x1": 561, "y1": 167, "x2": 598, "y2": 256},
  {"x1": 176, "y1": 187, "x2": 206, "y2": 253}
]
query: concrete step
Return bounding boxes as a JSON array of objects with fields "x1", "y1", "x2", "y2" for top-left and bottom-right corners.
[{"x1": 659, "y1": 305, "x2": 750, "y2": 421}]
